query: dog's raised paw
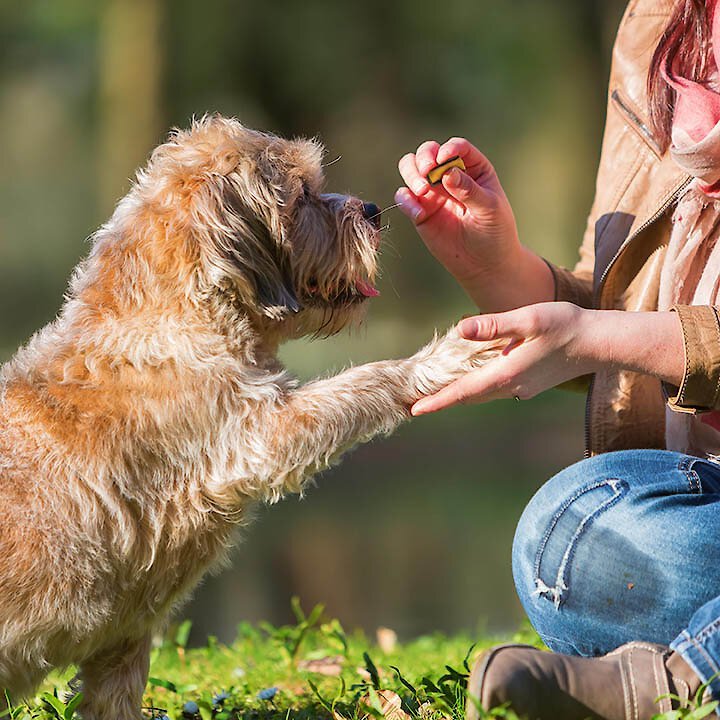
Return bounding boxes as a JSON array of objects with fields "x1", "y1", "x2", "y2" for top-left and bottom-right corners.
[{"x1": 407, "y1": 328, "x2": 505, "y2": 399}]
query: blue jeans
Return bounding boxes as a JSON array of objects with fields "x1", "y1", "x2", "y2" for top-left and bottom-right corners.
[{"x1": 512, "y1": 449, "x2": 720, "y2": 697}]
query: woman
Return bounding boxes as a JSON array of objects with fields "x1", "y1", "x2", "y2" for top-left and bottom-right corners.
[{"x1": 396, "y1": 1, "x2": 720, "y2": 718}]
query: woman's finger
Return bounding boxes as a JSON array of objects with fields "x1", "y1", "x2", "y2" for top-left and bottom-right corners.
[
  {"x1": 398, "y1": 153, "x2": 430, "y2": 197},
  {"x1": 437, "y1": 137, "x2": 502, "y2": 190},
  {"x1": 441, "y1": 168, "x2": 494, "y2": 215},
  {"x1": 411, "y1": 367, "x2": 511, "y2": 415},
  {"x1": 437, "y1": 137, "x2": 496, "y2": 171},
  {"x1": 415, "y1": 140, "x2": 441, "y2": 176},
  {"x1": 394, "y1": 187, "x2": 425, "y2": 223},
  {"x1": 395, "y1": 186, "x2": 456, "y2": 225},
  {"x1": 458, "y1": 308, "x2": 539, "y2": 343}
]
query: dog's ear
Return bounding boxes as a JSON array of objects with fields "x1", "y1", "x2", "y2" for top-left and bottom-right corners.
[
  {"x1": 228, "y1": 199, "x2": 301, "y2": 320},
  {"x1": 201, "y1": 175, "x2": 301, "y2": 320}
]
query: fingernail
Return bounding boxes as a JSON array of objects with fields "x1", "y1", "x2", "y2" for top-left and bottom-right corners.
[
  {"x1": 445, "y1": 167, "x2": 462, "y2": 186},
  {"x1": 412, "y1": 180, "x2": 428, "y2": 195},
  {"x1": 395, "y1": 193, "x2": 412, "y2": 212},
  {"x1": 459, "y1": 317, "x2": 478, "y2": 338},
  {"x1": 411, "y1": 400, "x2": 428, "y2": 416},
  {"x1": 396, "y1": 194, "x2": 424, "y2": 223}
]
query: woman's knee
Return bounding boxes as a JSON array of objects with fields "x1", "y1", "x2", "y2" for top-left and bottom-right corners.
[
  {"x1": 512, "y1": 453, "x2": 623, "y2": 589},
  {"x1": 511, "y1": 449, "x2": 689, "y2": 594},
  {"x1": 511, "y1": 456, "x2": 614, "y2": 645},
  {"x1": 510, "y1": 450, "x2": 684, "y2": 655}
]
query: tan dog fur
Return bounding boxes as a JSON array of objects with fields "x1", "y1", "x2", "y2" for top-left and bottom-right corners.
[{"x1": 0, "y1": 116, "x2": 500, "y2": 718}]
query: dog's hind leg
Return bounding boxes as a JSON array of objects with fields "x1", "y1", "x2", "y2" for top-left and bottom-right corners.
[
  {"x1": 77, "y1": 634, "x2": 151, "y2": 720},
  {"x1": 0, "y1": 658, "x2": 51, "y2": 712}
]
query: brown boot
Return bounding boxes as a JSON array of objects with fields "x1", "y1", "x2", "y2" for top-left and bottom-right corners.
[{"x1": 465, "y1": 642, "x2": 703, "y2": 720}]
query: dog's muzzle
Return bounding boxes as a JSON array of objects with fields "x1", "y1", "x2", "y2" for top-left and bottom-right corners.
[{"x1": 362, "y1": 202, "x2": 381, "y2": 229}]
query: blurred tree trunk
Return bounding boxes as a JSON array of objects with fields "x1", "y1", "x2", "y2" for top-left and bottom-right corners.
[{"x1": 98, "y1": 0, "x2": 163, "y2": 215}]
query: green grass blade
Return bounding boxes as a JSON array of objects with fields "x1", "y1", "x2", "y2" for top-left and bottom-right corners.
[
  {"x1": 63, "y1": 693, "x2": 83, "y2": 720},
  {"x1": 148, "y1": 677, "x2": 178, "y2": 693},
  {"x1": 363, "y1": 652, "x2": 381, "y2": 690},
  {"x1": 175, "y1": 620, "x2": 192, "y2": 649}
]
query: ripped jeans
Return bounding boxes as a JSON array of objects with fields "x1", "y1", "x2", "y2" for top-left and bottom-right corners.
[{"x1": 513, "y1": 450, "x2": 720, "y2": 696}]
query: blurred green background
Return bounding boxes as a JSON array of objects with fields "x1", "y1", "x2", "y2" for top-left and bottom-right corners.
[{"x1": 0, "y1": 0, "x2": 627, "y2": 642}]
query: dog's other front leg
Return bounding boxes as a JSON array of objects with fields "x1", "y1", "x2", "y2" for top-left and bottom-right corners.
[
  {"x1": 246, "y1": 329, "x2": 502, "y2": 499},
  {"x1": 77, "y1": 634, "x2": 151, "y2": 720}
]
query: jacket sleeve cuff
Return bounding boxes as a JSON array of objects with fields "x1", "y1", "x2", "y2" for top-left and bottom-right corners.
[
  {"x1": 666, "y1": 305, "x2": 720, "y2": 414},
  {"x1": 543, "y1": 259, "x2": 594, "y2": 309}
]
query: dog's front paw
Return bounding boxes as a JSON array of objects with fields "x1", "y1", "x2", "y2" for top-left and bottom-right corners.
[{"x1": 407, "y1": 327, "x2": 504, "y2": 400}]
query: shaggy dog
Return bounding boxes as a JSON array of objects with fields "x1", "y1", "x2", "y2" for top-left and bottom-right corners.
[{"x1": 0, "y1": 116, "x2": 500, "y2": 718}]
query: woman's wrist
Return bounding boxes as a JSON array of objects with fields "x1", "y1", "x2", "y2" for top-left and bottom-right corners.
[
  {"x1": 458, "y1": 245, "x2": 555, "y2": 312},
  {"x1": 570, "y1": 309, "x2": 685, "y2": 386}
]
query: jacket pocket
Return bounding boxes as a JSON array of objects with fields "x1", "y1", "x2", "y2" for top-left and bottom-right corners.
[{"x1": 611, "y1": 88, "x2": 663, "y2": 159}]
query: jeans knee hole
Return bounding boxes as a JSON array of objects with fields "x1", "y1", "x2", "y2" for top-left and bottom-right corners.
[{"x1": 532, "y1": 478, "x2": 627, "y2": 609}]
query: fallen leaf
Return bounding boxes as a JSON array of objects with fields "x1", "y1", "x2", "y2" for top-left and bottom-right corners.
[
  {"x1": 297, "y1": 655, "x2": 345, "y2": 676},
  {"x1": 418, "y1": 702, "x2": 450, "y2": 720},
  {"x1": 376, "y1": 627, "x2": 397, "y2": 654},
  {"x1": 360, "y1": 689, "x2": 409, "y2": 720}
]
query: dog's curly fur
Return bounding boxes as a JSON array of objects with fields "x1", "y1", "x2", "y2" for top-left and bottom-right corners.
[{"x1": 0, "y1": 116, "x2": 501, "y2": 718}]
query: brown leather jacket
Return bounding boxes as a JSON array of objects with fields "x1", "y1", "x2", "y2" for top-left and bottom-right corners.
[{"x1": 547, "y1": 0, "x2": 720, "y2": 456}]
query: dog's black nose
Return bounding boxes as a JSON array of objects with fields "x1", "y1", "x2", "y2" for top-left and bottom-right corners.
[{"x1": 362, "y1": 202, "x2": 381, "y2": 229}]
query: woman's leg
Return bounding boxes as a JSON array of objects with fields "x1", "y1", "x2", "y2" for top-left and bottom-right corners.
[
  {"x1": 466, "y1": 449, "x2": 720, "y2": 719},
  {"x1": 512, "y1": 448, "x2": 720, "y2": 671}
]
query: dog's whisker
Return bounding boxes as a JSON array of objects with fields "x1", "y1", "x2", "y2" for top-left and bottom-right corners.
[
  {"x1": 380, "y1": 241, "x2": 401, "y2": 260},
  {"x1": 368, "y1": 202, "x2": 402, "y2": 222},
  {"x1": 385, "y1": 269, "x2": 402, "y2": 300},
  {"x1": 322, "y1": 155, "x2": 343, "y2": 168},
  {"x1": 310, "y1": 304, "x2": 337, "y2": 341}
]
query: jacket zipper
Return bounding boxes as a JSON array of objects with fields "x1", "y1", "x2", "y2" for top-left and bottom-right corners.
[
  {"x1": 583, "y1": 174, "x2": 693, "y2": 458},
  {"x1": 610, "y1": 89, "x2": 663, "y2": 158}
]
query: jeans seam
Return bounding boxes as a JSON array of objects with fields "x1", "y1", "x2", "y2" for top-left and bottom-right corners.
[
  {"x1": 678, "y1": 457, "x2": 703, "y2": 494},
  {"x1": 676, "y1": 630, "x2": 720, "y2": 676},
  {"x1": 532, "y1": 478, "x2": 626, "y2": 608},
  {"x1": 673, "y1": 633, "x2": 720, "y2": 705},
  {"x1": 673, "y1": 630, "x2": 694, "y2": 652},
  {"x1": 690, "y1": 635, "x2": 720, "y2": 676},
  {"x1": 696, "y1": 617, "x2": 720, "y2": 644}
]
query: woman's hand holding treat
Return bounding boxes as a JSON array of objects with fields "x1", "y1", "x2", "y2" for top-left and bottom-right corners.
[{"x1": 396, "y1": 138, "x2": 554, "y2": 312}]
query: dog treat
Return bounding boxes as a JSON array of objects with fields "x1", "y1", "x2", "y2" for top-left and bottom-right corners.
[{"x1": 426, "y1": 155, "x2": 466, "y2": 185}]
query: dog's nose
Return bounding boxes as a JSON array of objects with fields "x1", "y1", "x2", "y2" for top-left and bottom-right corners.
[{"x1": 362, "y1": 202, "x2": 381, "y2": 229}]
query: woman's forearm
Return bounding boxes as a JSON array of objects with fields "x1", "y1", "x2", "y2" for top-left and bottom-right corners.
[
  {"x1": 574, "y1": 309, "x2": 685, "y2": 386},
  {"x1": 411, "y1": 303, "x2": 686, "y2": 415}
]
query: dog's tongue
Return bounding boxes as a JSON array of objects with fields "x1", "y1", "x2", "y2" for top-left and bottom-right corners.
[{"x1": 355, "y1": 279, "x2": 380, "y2": 297}]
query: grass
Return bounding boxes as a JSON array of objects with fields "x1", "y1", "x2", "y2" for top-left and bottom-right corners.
[{"x1": 6, "y1": 600, "x2": 717, "y2": 720}]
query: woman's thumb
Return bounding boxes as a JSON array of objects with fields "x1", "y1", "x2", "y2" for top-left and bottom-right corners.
[
  {"x1": 459, "y1": 313, "x2": 524, "y2": 341},
  {"x1": 442, "y1": 168, "x2": 492, "y2": 210}
]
